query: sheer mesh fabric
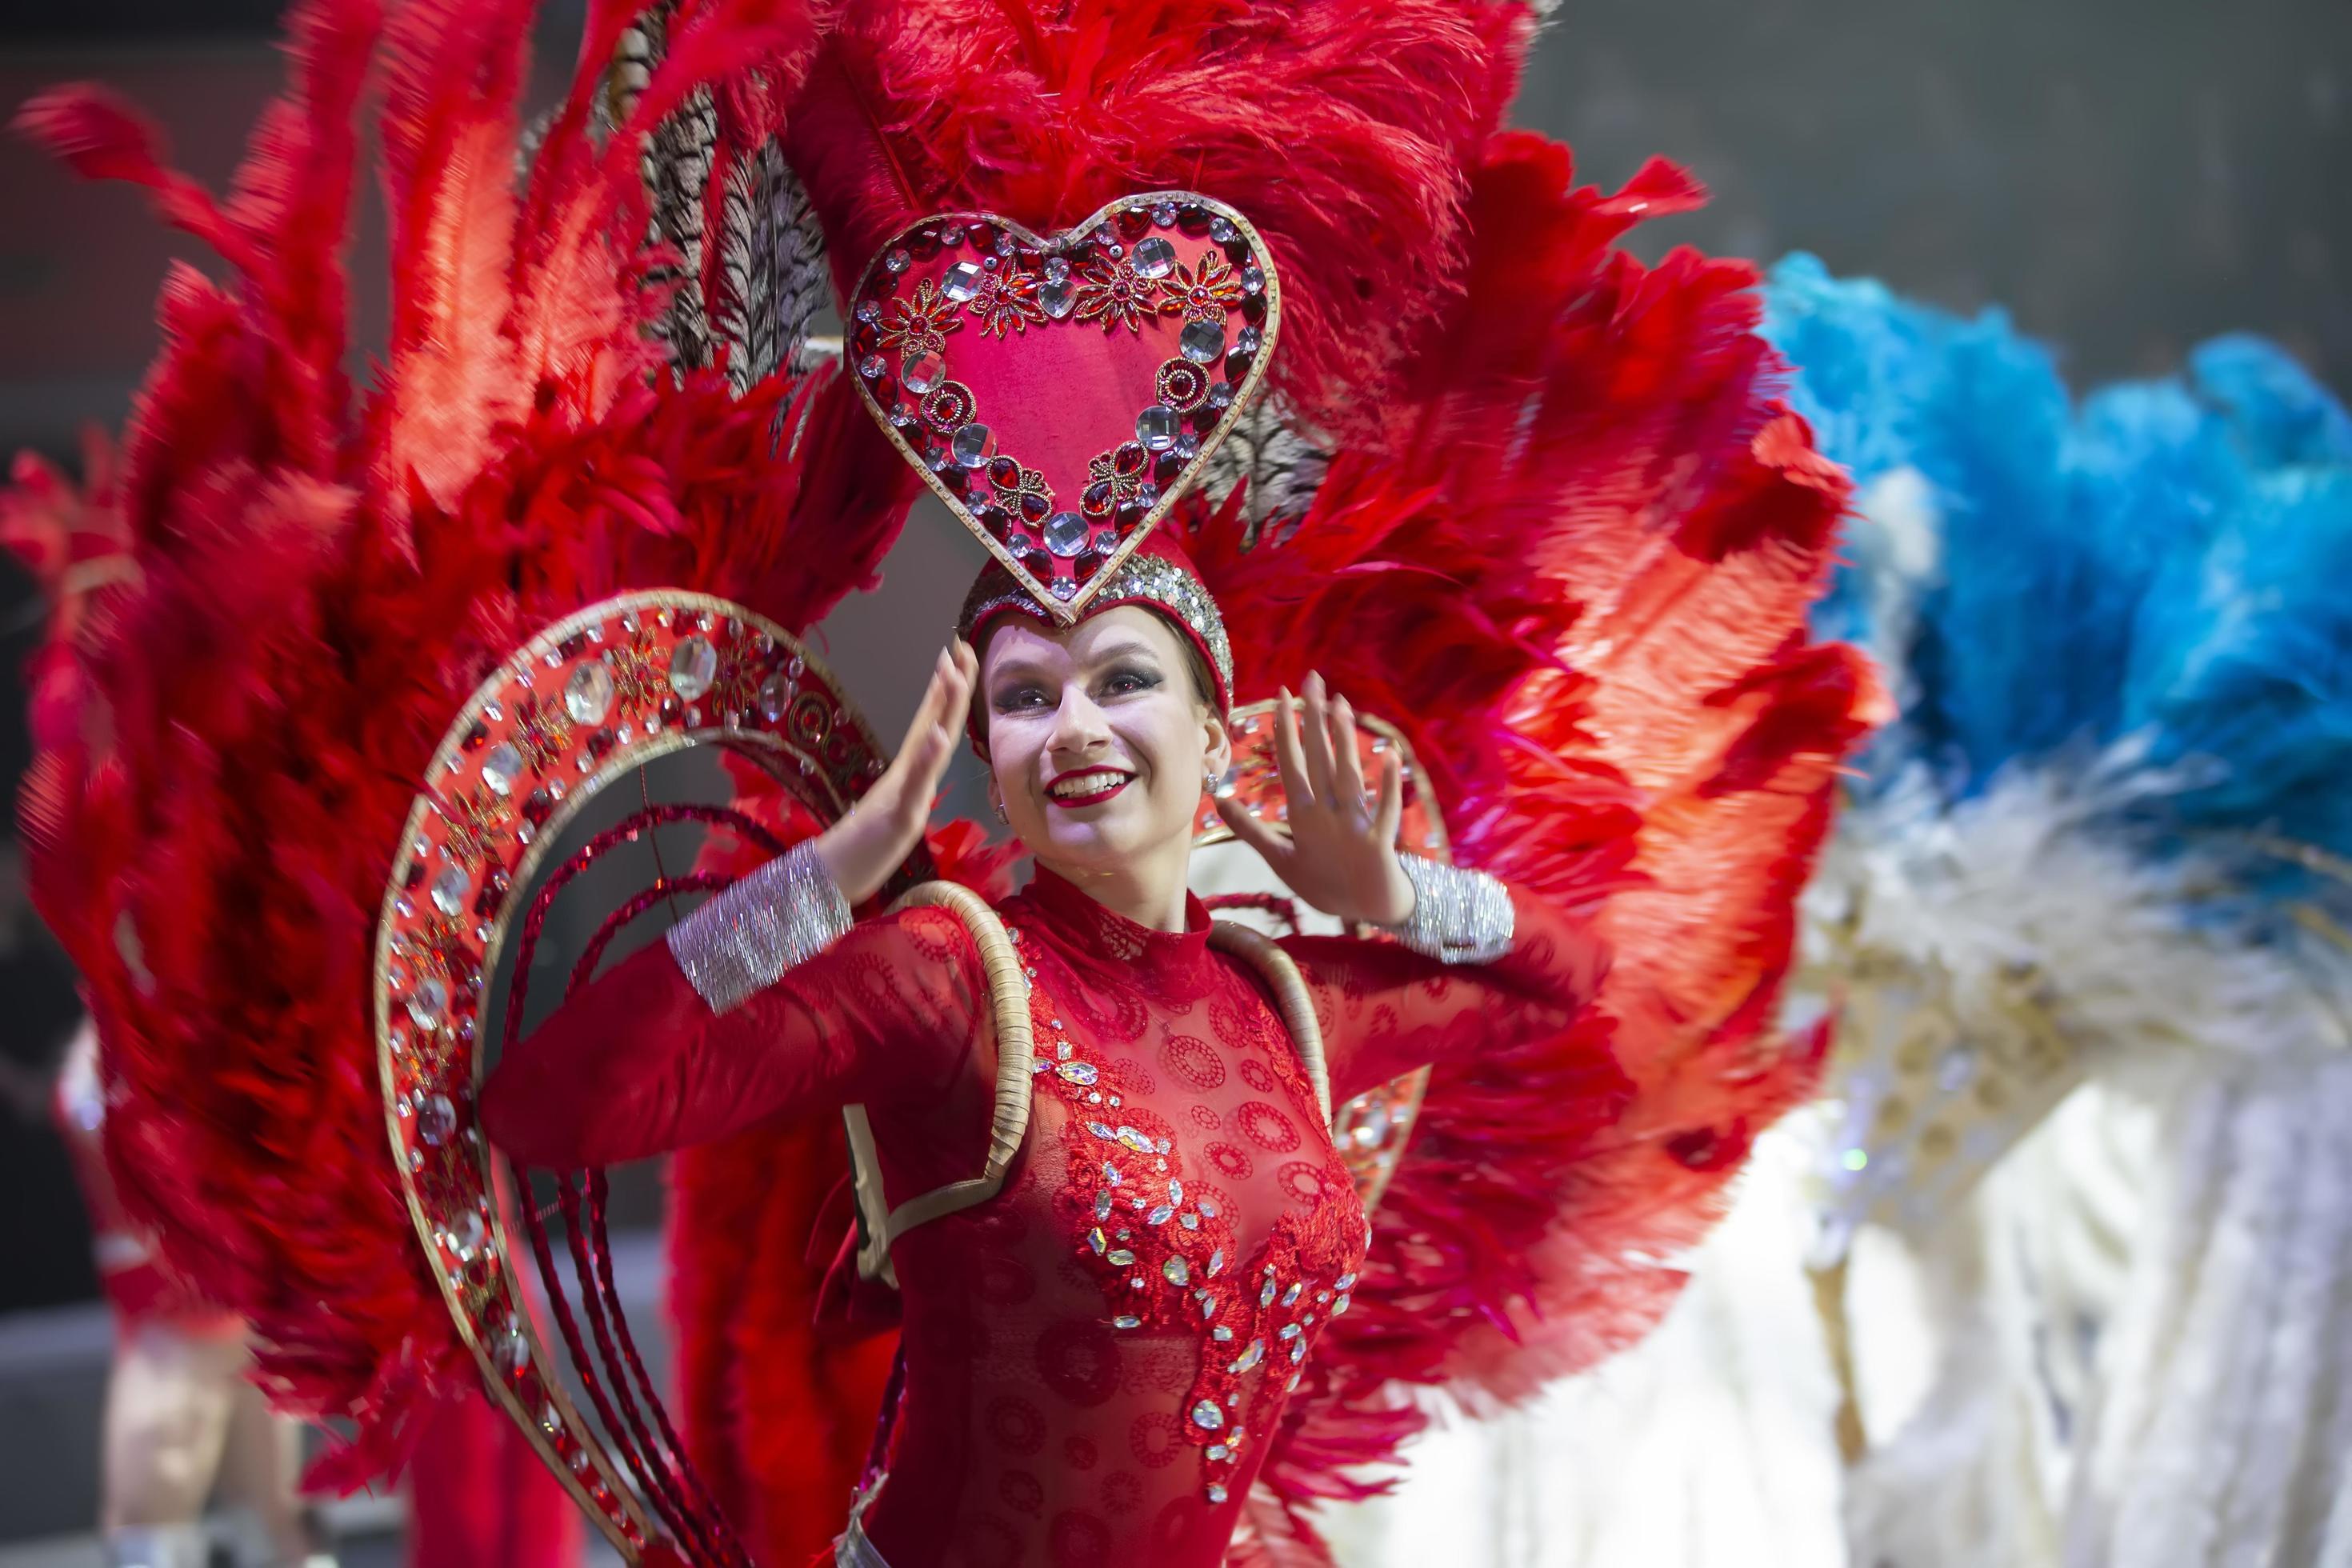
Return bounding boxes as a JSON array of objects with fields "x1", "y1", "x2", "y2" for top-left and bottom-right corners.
[{"x1": 483, "y1": 867, "x2": 1598, "y2": 1568}]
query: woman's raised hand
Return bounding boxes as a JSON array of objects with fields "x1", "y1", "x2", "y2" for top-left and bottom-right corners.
[
  {"x1": 813, "y1": 639, "x2": 978, "y2": 906},
  {"x1": 1212, "y1": 670, "x2": 1416, "y2": 928}
]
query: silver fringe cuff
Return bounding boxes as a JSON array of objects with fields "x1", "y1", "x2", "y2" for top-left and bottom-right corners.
[
  {"x1": 1385, "y1": 854, "x2": 1515, "y2": 965},
  {"x1": 666, "y1": 839, "x2": 851, "y2": 1014}
]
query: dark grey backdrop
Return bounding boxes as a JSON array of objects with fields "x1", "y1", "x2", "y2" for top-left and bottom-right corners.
[{"x1": 0, "y1": 0, "x2": 2344, "y2": 1313}]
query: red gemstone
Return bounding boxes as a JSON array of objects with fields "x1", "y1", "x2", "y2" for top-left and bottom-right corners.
[
  {"x1": 1225, "y1": 347, "x2": 1254, "y2": 382},
  {"x1": 1154, "y1": 451, "x2": 1182, "y2": 485},
  {"x1": 403, "y1": 861, "x2": 426, "y2": 889},
  {"x1": 1021, "y1": 550, "x2": 1054, "y2": 579},
  {"x1": 850, "y1": 319, "x2": 882, "y2": 358},
  {"x1": 1241, "y1": 293, "x2": 1268, "y2": 325},
  {"x1": 1016, "y1": 490, "x2": 1052, "y2": 524},
  {"x1": 1082, "y1": 480, "x2": 1115, "y2": 518},
  {"x1": 967, "y1": 222, "x2": 999, "y2": 254},
  {"x1": 987, "y1": 456, "x2": 1022, "y2": 491},
  {"x1": 978, "y1": 504, "x2": 1012, "y2": 536},
  {"x1": 522, "y1": 788, "x2": 554, "y2": 826},
  {"x1": 908, "y1": 229, "x2": 941, "y2": 260},
  {"x1": 462, "y1": 721, "x2": 488, "y2": 752},
  {"x1": 1114, "y1": 207, "x2": 1150, "y2": 242},
  {"x1": 585, "y1": 729, "x2": 615, "y2": 762},
  {"x1": 1112, "y1": 441, "x2": 1149, "y2": 478},
  {"x1": 556, "y1": 633, "x2": 589, "y2": 661},
  {"x1": 1177, "y1": 204, "x2": 1211, "y2": 236},
  {"x1": 1074, "y1": 552, "x2": 1102, "y2": 583}
]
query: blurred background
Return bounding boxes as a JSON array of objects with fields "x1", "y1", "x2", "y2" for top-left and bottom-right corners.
[{"x1": 0, "y1": 0, "x2": 2343, "y2": 1561}]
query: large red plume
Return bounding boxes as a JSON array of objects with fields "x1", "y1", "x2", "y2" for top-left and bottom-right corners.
[
  {"x1": 8, "y1": 0, "x2": 906, "y2": 1485},
  {"x1": 1178, "y1": 131, "x2": 1885, "y2": 1555},
  {"x1": 782, "y1": 0, "x2": 1539, "y2": 444}
]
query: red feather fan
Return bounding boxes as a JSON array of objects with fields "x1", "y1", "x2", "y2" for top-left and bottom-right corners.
[
  {"x1": 9, "y1": 0, "x2": 910, "y2": 1484},
  {"x1": 1180, "y1": 132, "x2": 1886, "y2": 1557},
  {"x1": 783, "y1": 0, "x2": 1538, "y2": 445}
]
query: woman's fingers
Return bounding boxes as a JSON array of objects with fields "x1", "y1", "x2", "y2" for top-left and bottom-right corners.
[
  {"x1": 1330, "y1": 693, "x2": 1368, "y2": 821},
  {"x1": 1298, "y1": 672, "x2": 1338, "y2": 806},
  {"x1": 1272, "y1": 686, "x2": 1313, "y2": 810}
]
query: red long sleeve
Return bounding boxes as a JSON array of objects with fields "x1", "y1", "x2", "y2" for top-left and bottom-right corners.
[
  {"x1": 479, "y1": 906, "x2": 984, "y2": 1169},
  {"x1": 1282, "y1": 885, "x2": 1608, "y2": 1105}
]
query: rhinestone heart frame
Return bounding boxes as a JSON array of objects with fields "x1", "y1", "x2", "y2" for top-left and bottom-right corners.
[
  {"x1": 846, "y1": 190, "x2": 1281, "y2": 621},
  {"x1": 1192, "y1": 702, "x2": 1442, "y2": 1214},
  {"x1": 372, "y1": 590, "x2": 903, "y2": 1562}
]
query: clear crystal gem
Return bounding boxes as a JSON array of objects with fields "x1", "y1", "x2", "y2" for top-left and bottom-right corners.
[
  {"x1": 430, "y1": 864, "x2": 470, "y2": 917},
  {"x1": 1106, "y1": 1249, "x2": 1136, "y2": 1266},
  {"x1": 1334, "y1": 1293, "x2": 1352, "y2": 1315},
  {"x1": 1208, "y1": 1246, "x2": 1224, "y2": 1275},
  {"x1": 1151, "y1": 201, "x2": 1178, "y2": 228},
  {"x1": 492, "y1": 1328, "x2": 530, "y2": 1378},
  {"x1": 1103, "y1": 1162, "x2": 1122, "y2": 1185},
  {"x1": 1241, "y1": 263, "x2": 1265, "y2": 294},
  {"x1": 417, "y1": 1093, "x2": 457, "y2": 1146},
  {"x1": 1135, "y1": 405, "x2": 1179, "y2": 451},
  {"x1": 1290, "y1": 1338, "x2": 1307, "y2": 1363},
  {"x1": 564, "y1": 660, "x2": 614, "y2": 725},
  {"x1": 1190, "y1": 1400, "x2": 1225, "y2": 1431},
  {"x1": 951, "y1": 422, "x2": 995, "y2": 468},
  {"x1": 942, "y1": 261, "x2": 986, "y2": 302},
  {"x1": 1039, "y1": 277, "x2": 1078, "y2": 318},
  {"x1": 480, "y1": 742, "x2": 522, "y2": 795},
  {"x1": 1207, "y1": 1442, "x2": 1230, "y2": 1461},
  {"x1": 884, "y1": 248, "x2": 910, "y2": 274},
  {"x1": 1180, "y1": 1212, "x2": 1199, "y2": 1230},
  {"x1": 1260, "y1": 1276, "x2": 1278, "y2": 1307},
  {"x1": 1230, "y1": 1339, "x2": 1265, "y2": 1373},
  {"x1": 668, "y1": 636, "x2": 718, "y2": 701},
  {"x1": 1211, "y1": 1325, "x2": 1234, "y2": 1342},
  {"x1": 1045, "y1": 255, "x2": 1071, "y2": 284},
  {"x1": 1050, "y1": 578, "x2": 1077, "y2": 602},
  {"x1": 446, "y1": 1209, "x2": 486, "y2": 1262},
  {"x1": 1115, "y1": 1126, "x2": 1155, "y2": 1154},
  {"x1": 407, "y1": 977, "x2": 449, "y2": 1030},
  {"x1": 858, "y1": 354, "x2": 886, "y2": 380},
  {"x1": 1236, "y1": 324, "x2": 1264, "y2": 355},
  {"x1": 1335, "y1": 1272, "x2": 1357, "y2": 1290},
  {"x1": 1146, "y1": 1205, "x2": 1174, "y2": 1226},
  {"x1": 903, "y1": 349, "x2": 947, "y2": 394},
  {"x1": 1095, "y1": 1191, "x2": 1113, "y2": 1219},
  {"x1": 1113, "y1": 1315, "x2": 1142, "y2": 1330},
  {"x1": 1168, "y1": 1180, "x2": 1183, "y2": 1202},
  {"x1": 1044, "y1": 510, "x2": 1091, "y2": 558},
  {"x1": 1206, "y1": 1483, "x2": 1229, "y2": 1504},
  {"x1": 1163, "y1": 1256, "x2": 1190, "y2": 1286},
  {"x1": 1086, "y1": 1226, "x2": 1107, "y2": 1254},
  {"x1": 1282, "y1": 1282, "x2": 1302, "y2": 1306},
  {"x1": 1058, "y1": 1061, "x2": 1098, "y2": 1086},
  {"x1": 1131, "y1": 237, "x2": 1178, "y2": 278},
  {"x1": 1277, "y1": 1323, "x2": 1302, "y2": 1341},
  {"x1": 1179, "y1": 318, "x2": 1226, "y2": 364},
  {"x1": 758, "y1": 671, "x2": 796, "y2": 722},
  {"x1": 1210, "y1": 217, "x2": 1238, "y2": 242}
]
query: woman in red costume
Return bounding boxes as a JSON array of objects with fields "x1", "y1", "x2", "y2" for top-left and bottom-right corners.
[
  {"x1": 7, "y1": 0, "x2": 1878, "y2": 1563},
  {"x1": 487, "y1": 521, "x2": 1606, "y2": 1564}
]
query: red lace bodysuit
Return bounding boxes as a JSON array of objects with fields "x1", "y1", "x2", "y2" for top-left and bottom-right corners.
[{"x1": 483, "y1": 866, "x2": 1602, "y2": 1568}]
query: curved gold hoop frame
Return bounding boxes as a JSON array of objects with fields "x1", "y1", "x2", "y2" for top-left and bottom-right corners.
[{"x1": 372, "y1": 590, "x2": 901, "y2": 1560}]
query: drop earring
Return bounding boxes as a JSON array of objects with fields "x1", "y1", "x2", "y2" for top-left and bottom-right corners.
[{"x1": 1206, "y1": 763, "x2": 1238, "y2": 800}]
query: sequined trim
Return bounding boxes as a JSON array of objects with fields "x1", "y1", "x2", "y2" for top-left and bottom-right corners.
[
  {"x1": 665, "y1": 839, "x2": 850, "y2": 1014},
  {"x1": 1385, "y1": 854, "x2": 1514, "y2": 965},
  {"x1": 958, "y1": 554, "x2": 1234, "y2": 710},
  {"x1": 1010, "y1": 923, "x2": 1362, "y2": 1506}
]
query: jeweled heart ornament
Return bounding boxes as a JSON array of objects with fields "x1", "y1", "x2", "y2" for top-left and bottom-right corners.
[{"x1": 846, "y1": 191, "x2": 1280, "y2": 620}]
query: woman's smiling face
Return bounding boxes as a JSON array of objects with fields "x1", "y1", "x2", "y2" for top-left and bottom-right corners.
[{"x1": 979, "y1": 605, "x2": 1228, "y2": 882}]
